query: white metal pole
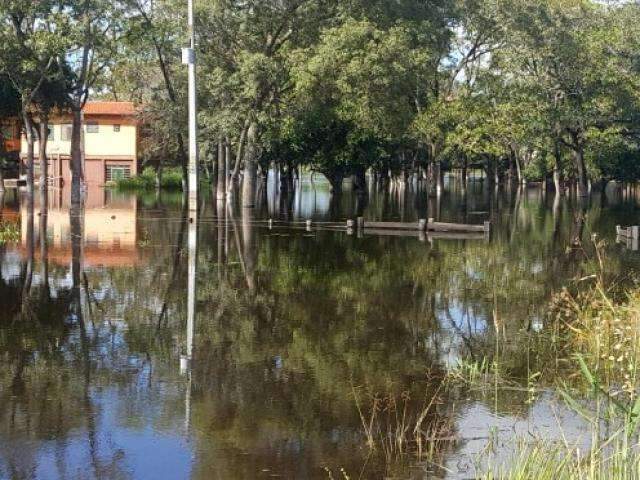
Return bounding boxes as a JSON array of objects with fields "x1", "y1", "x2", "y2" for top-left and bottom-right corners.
[{"x1": 185, "y1": 0, "x2": 198, "y2": 213}]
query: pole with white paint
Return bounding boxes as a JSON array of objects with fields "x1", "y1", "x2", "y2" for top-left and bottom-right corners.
[{"x1": 183, "y1": 0, "x2": 198, "y2": 213}]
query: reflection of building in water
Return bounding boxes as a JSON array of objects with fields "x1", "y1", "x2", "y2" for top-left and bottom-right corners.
[
  {"x1": 18, "y1": 102, "x2": 139, "y2": 187},
  {"x1": 20, "y1": 188, "x2": 140, "y2": 267},
  {"x1": 1, "y1": 118, "x2": 21, "y2": 157}
]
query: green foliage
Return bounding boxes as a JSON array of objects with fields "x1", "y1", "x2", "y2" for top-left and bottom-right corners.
[
  {"x1": 115, "y1": 166, "x2": 183, "y2": 190},
  {"x1": 0, "y1": 221, "x2": 19, "y2": 244}
]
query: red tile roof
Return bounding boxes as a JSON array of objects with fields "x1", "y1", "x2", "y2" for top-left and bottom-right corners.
[{"x1": 82, "y1": 101, "x2": 136, "y2": 116}]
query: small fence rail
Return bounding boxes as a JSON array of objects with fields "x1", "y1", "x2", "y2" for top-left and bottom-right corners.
[{"x1": 616, "y1": 225, "x2": 639, "y2": 251}]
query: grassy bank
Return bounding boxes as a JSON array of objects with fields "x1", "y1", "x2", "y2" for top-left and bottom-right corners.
[
  {"x1": 480, "y1": 260, "x2": 640, "y2": 479},
  {"x1": 114, "y1": 167, "x2": 183, "y2": 190}
]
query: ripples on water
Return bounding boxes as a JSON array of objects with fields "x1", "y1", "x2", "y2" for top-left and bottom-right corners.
[{"x1": 1, "y1": 178, "x2": 639, "y2": 479}]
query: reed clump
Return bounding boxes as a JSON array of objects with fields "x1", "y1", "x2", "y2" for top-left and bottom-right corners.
[
  {"x1": 549, "y1": 272, "x2": 640, "y2": 395},
  {"x1": 352, "y1": 383, "x2": 455, "y2": 471},
  {"x1": 480, "y1": 243, "x2": 640, "y2": 480}
]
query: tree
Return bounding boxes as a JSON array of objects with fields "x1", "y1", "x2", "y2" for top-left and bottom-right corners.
[
  {"x1": 59, "y1": 0, "x2": 126, "y2": 204},
  {"x1": 0, "y1": 1, "x2": 67, "y2": 200},
  {"x1": 495, "y1": 0, "x2": 640, "y2": 196}
]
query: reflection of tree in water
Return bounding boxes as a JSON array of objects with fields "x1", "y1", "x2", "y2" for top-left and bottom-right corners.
[{"x1": 0, "y1": 203, "x2": 135, "y2": 480}]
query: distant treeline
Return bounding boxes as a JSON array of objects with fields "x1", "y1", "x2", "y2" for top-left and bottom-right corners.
[{"x1": 1, "y1": 0, "x2": 640, "y2": 203}]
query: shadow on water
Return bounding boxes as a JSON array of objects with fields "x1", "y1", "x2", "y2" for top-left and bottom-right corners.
[{"x1": 1, "y1": 178, "x2": 640, "y2": 479}]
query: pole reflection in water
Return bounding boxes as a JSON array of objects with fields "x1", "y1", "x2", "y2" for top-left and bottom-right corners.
[
  {"x1": 181, "y1": 214, "x2": 198, "y2": 374},
  {"x1": 181, "y1": 207, "x2": 198, "y2": 432}
]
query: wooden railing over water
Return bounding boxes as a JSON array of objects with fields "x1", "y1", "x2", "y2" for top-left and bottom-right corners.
[{"x1": 175, "y1": 216, "x2": 491, "y2": 242}]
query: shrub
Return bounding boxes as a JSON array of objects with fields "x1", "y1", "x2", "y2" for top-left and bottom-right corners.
[{"x1": 115, "y1": 166, "x2": 184, "y2": 190}]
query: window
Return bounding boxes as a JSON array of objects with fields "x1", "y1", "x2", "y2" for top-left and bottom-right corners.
[
  {"x1": 113, "y1": 124, "x2": 120, "y2": 132},
  {"x1": 47, "y1": 126, "x2": 55, "y2": 141},
  {"x1": 86, "y1": 122, "x2": 99, "y2": 133},
  {"x1": 61, "y1": 125, "x2": 72, "y2": 142},
  {"x1": 106, "y1": 165, "x2": 131, "y2": 182}
]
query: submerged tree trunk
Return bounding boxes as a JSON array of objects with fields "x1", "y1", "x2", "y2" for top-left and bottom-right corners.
[
  {"x1": 38, "y1": 115, "x2": 49, "y2": 211},
  {"x1": 23, "y1": 112, "x2": 36, "y2": 202},
  {"x1": 39, "y1": 209, "x2": 50, "y2": 303},
  {"x1": 352, "y1": 166, "x2": 367, "y2": 195},
  {"x1": 242, "y1": 207, "x2": 256, "y2": 292},
  {"x1": 241, "y1": 122, "x2": 258, "y2": 208},
  {"x1": 435, "y1": 161, "x2": 444, "y2": 195},
  {"x1": 325, "y1": 171, "x2": 344, "y2": 195},
  {"x1": 21, "y1": 202, "x2": 35, "y2": 307},
  {"x1": 70, "y1": 107, "x2": 84, "y2": 205}
]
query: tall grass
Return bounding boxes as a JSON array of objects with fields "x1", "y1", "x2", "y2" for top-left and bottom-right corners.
[
  {"x1": 480, "y1": 241, "x2": 640, "y2": 480},
  {"x1": 352, "y1": 384, "x2": 455, "y2": 471}
]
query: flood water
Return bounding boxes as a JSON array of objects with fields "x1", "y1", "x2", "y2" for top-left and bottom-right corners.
[{"x1": 1, "y1": 178, "x2": 639, "y2": 480}]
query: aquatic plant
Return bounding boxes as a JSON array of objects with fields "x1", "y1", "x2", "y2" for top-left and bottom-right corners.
[{"x1": 352, "y1": 383, "x2": 455, "y2": 471}]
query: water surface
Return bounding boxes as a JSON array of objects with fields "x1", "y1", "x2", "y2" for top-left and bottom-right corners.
[{"x1": 1, "y1": 179, "x2": 639, "y2": 479}]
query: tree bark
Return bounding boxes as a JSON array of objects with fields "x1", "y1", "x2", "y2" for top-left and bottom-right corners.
[
  {"x1": 70, "y1": 107, "x2": 84, "y2": 205},
  {"x1": 568, "y1": 130, "x2": 588, "y2": 197},
  {"x1": 229, "y1": 120, "x2": 250, "y2": 193},
  {"x1": 216, "y1": 139, "x2": 225, "y2": 200},
  {"x1": 433, "y1": 163, "x2": 444, "y2": 196},
  {"x1": 23, "y1": 111, "x2": 36, "y2": 201},
  {"x1": 553, "y1": 140, "x2": 563, "y2": 195},
  {"x1": 573, "y1": 146, "x2": 588, "y2": 197},
  {"x1": 241, "y1": 122, "x2": 258, "y2": 208},
  {"x1": 38, "y1": 115, "x2": 49, "y2": 211}
]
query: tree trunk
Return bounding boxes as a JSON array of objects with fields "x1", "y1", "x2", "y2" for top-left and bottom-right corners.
[
  {"x1": 38, "y1": 116, "x2": 49, "y2": 211},
  {"x1": 225, "y1": 137, "x2": 231, "y2": 195},
  {"x1": 352, "y1": 166, "x2": 367, "y2": 194},
  {"x1": 39, "y1": 209, "x2": 50, "y2": 302},
  {"x1": 0, "y1": 161, "x2": 5, "y2": 193},
  {"x1": 155, "y1": 161, "x2": 163, "y2": 190},
  {"x1": 514, "y1": 151, "x2": 523, "y2": 185},
  {"x1": 242, "y1": 207, "x2": 256, "y2": 291},
  {"x1": 569, "y1": 131, "x2": 588, "y2": 197},
  {"x1": 326, "y1": 171, "x2": 344, "y2": 195},
  {"x1": 553, "y1": 141, "x2": 563, "y2": 195},
  {"x1": 461, "y1": 160, "x2": 468, "y2": 192},
  {"x1": 435, "y1": 161, "x2": 443, "y2": 195},
  {"x1": 70, "y1": 107, "x2": 84, "y2": 205},
  {"x1": 229, "y1": 120, "x2": 250, "y2": 193},
  {"x1": 241, "y1": 122, "x2": 258, "y2": 208},
  {"x1": 23, "y1": 111, "x2": 36, "y2": 201},
  {"x1": 216, "y1": 140, "x2": 225, "y2": 200}
]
